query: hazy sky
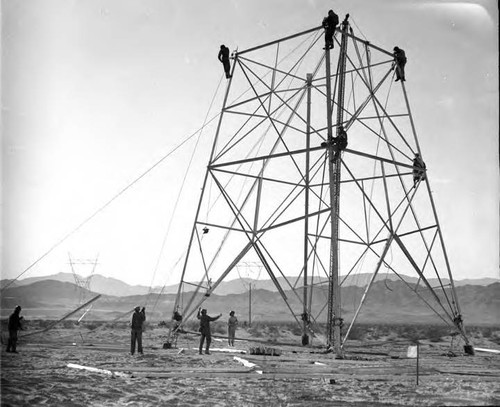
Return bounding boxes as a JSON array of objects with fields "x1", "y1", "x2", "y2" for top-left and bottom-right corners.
[{"x1": 2, "y1": 0, "x2": 498, "y2": 287}]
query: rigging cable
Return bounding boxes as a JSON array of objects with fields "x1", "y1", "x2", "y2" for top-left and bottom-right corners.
[
  {"x1": 1, "y1": 92, "x2": 226, "y2": 293},
  {"x1": 183, "y1": 30, "x2": 323, "y2": 292},
  {"x1": 350, "y1": 17, "x2": 369, "y2": 42},
  {"x1": 365, "y1": 71, "x2": 394, "y2": 236},
  {"x1": 145, "y1": 73, "x2": 225, "y2": 309}
]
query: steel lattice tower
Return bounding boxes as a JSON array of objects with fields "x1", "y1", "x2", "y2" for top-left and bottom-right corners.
[
  {"x1": 170, "y1": 18, "x2": 471, "y2": 355},
  {"x1": 68, "y1": 253, "x2": 98, "y2": 306}
]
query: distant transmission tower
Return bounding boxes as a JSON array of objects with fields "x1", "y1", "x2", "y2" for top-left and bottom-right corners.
[{"x1": 68, "y1": 253, "x2": 99, "y2": 306}]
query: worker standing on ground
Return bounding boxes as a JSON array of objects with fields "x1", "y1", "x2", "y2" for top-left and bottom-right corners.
[
  {"x1": 218, "y1": 45, "x2": 232, "y2": 79},
  {"x1": 227, "y1": 311, "x2": 238, "y2": 347},
  {"x1": 6, "y1": 305, "x2": 23, "y2": 353},
  {"x1": 393, "y1": 46, "x2": 407, "y2": 82},
  {"x1": 412, "y1": 153, "x2": 426, "y2": 187},
  {"x1": 197, "y1": 308, "x2": 221, "y2": 354},
  {"x1": 322, "y1": 10, "x2": 339, "y2": 50},
  {"x1": 130, "y1": 306, "x2": 146, "y2": 355}
]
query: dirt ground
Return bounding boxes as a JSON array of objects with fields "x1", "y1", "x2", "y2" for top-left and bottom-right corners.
[{"x1": 1, "y1": 323, "x2": 499, "y2": 406}]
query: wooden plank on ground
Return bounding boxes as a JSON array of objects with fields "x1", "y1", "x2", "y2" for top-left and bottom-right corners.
[{"x1": 110, "y1": 367, "x2": 253, "y2": 373}]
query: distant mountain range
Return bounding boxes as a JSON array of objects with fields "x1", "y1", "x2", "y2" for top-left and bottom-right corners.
[
  {"x1": 1, "y1": 274, "x2": 498, "y2": 325},
  {"x1": 0, "y1": 273, "x2": 155, "y2": 296},
  {"x1": 1, "y1": 272, "x2": 497, "y2": 297}
]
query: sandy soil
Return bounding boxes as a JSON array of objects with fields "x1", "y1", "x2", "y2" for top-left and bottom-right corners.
[{"x1": 1, "y1": 323, "x2": 499, "y2": 406}]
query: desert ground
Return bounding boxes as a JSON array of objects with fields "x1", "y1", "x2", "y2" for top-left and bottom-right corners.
[{"x1": 1, "y1": 320, "x2": 499, "y2": 406}]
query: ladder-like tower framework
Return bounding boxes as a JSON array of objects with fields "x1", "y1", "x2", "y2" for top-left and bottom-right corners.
[
  {"x1": 68, "y1": 253, "x2": 98, "y2": 305},
  {"x1": 169, "y1": 18, "x2": 471, "y2": 354}
]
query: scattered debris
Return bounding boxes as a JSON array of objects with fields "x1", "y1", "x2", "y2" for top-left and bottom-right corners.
[
  {"x1": 248, "y1": 346, "x2": 281, "y2": 356},
  {"x1": 474, "y1": 347, "x2": 500, "y2": 354},
  {"x1": 233, "y1": 356, "x2": 263, "y2": 374},
  {"x1": 464, "y1": 344, "x2": 475, "y2": 355},
  {"x1": 191, "y1": 347, "x2": 245, "y2": 353}
]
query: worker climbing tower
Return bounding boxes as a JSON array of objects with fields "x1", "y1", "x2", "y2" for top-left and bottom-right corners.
[{"x1": 170, "y1": 15, "x2": 472, "y2": 355}]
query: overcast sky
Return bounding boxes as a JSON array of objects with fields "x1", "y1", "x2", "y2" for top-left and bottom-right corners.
[{"x1": 2, "y1": 0, "x2": 498, "y2": 287}]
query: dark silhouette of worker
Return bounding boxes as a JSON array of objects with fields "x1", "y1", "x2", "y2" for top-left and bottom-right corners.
[
  {"x1": 333, "y1": 126, "x2": 348, "y2": 159},
  {"x1": 218, "y1": 45, "x2": 232, "y2": 79},
  {"x1": 197, "y1": 307, "x2": 221, "y2": 354},
  {"x1": 322, "y1": 10, "x2": 339, "y2": 50},
  {"x1": 6, "y1": 305, "x2": 24, "y2": 353},
  {"x1": 172, "y1": 310, "x2": 184, "y2": 333},
  {"x1": 130, "y1": 306, "x2": 146, "y2": 355},
  {"x1": 393, "y1": 46, "x2": 407, "y2": 82},
  {"x1": 412, "y1": 153, "x2": 426, "y2": 187}
]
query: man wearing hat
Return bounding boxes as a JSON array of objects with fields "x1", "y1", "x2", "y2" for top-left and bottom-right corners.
[
  {"x1": 197, "y1": 307, "x2": 222, "y2": 354},
  {"x1": 130, "y1": 306, "x2": 146, "y2": 355},
  {"x1": 6, "y1": 305, "x2": 23, "y2": 353}
]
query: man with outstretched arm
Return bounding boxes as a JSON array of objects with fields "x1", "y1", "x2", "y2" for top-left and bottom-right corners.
[{"x1": 197, "y1": 307, "x2": 221, "y2": 354}]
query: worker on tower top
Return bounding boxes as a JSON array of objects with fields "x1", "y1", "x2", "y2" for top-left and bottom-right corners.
[
  {"x1": 322, "y1": 10, "x2": 339, "y2": 50},
  {"x1": 218, "y1": 44, "x2": 232, "y2": 79},
  {"x1": 393, "y1": 46, "x2": 407, "y2": 82}
]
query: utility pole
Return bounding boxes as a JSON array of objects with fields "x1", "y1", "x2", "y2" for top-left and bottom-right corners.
[
  {"x1": 302, "y1": 73, "x2": 312, "y2": 346},
  {"x1": 249, "y1": 283, "x2": 252, "y2": 327},
  {"x1": 326, "y1": 14, "x2": 349, "y2": 358}
]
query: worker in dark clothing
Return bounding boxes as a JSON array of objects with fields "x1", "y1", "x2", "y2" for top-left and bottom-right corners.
[
  {"x1": 130, "y1": 306, "x2": 146, "y2": 355},
  {"x1": 322, "y1": 10, "x2": 339, "y2": 50},
  {"x1": 333, "y1": 126, "x2": 348, "y2": 159},
  {"x1": 218, "y1": 45, "x2": 232, "y2": 79},
  {"x1": 172, "y1": 310, "x2": 184, "y2": 333},
  {"x1": 6, "y1": 305, "x2": 23, "y2": 353},
  {"x1": 393, "y1": 46, "x2": 407, "y2": 82},
  {"x1": 197, "y1": 307, "x2": 221, "y2": 354},
  {"x1": 412, "y1": 153, "x2": 426, "y2": 187}
]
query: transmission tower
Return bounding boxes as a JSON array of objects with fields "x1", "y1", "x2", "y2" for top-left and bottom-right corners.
[
  {"x1": 170, "y1": 17, "x2": 471, "y2": 355},
  {"x1": 68, "y1": 253, "x2": 99, "y2": 306}
]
